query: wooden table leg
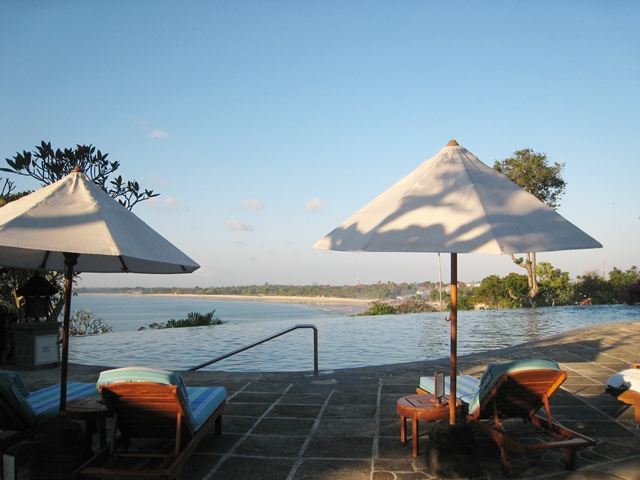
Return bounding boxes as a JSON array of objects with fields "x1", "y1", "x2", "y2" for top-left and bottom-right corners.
[
  {"x1": 412, "y1": 414, "x2": 419, "y2": 457},
  {"x1": 400, "y1": 415, "x2": 406, "y2": 443}
]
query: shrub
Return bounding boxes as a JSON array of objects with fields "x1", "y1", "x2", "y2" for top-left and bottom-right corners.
[
  {"x1": 358, "y1": 301, "x2": 396, "y2": 316},
  {"x1": 67, "y1": 310, "x2": 113, "y2": 336},
  {"x1": 142, "y1": 310, "x2": 226, "y2": 329}
]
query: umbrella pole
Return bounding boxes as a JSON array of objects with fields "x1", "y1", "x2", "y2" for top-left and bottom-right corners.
[
  {"x1": 60, "y1": 253, "x2": 79, "y2": 413},
  {"x1": 449, "y1": 253, "x2": 458, "y2": 425}
]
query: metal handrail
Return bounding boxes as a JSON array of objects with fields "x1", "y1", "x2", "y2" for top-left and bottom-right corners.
[{"x1": 188, "y1": 324, "x2": 318, "y2": 374}]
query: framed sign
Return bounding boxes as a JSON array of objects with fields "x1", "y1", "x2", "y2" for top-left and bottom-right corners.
[
  {"x1": 35, "y1": 334, "x2": 58, "y2": 365},
  {"x1": 434, "y1": 371, "x2": 445, "y2": 401}
]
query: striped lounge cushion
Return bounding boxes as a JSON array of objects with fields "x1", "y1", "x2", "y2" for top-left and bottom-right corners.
[
  {"x1": 29, "y1": 382, "x2": 99, "y2": 423},
  {"x1": 419, "y1": 375, "x2": 480, "y2": 409},
  {"x1": 186, "y1": 387, "x2": 226, "y2": 431},
  {"x1": 0, "y1": 370, "x2": 97, "y2": 426}
]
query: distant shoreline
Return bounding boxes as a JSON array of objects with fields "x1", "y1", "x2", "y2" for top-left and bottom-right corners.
[{"x1": 78, "y1": 292, "x2": 373, "y2": 310}]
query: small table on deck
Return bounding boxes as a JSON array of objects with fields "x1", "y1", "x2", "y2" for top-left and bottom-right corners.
[
  {"x1": 397, "y1": 394, "x2": 462, "y2": 457},
  {"x1": 66, "y1": 396, "x2": 110, "y2": 450}
]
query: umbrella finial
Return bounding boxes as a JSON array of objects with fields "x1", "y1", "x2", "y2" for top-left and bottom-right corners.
[
  {"x1": 447, "y1": 140, "x2": 459, "y2": 146},
  {"x1": 71, "y1": 166, "x2": 83, "y2": 173}
]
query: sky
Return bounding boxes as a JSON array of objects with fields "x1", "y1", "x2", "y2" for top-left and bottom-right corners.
[{"x1": 1, "y1": 1, "x2": 638, "y2": 288}]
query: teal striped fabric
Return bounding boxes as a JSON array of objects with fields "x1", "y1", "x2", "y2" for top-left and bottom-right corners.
[
  {"x1": 186, "y1": 387, "x2": 226, "y2": 431},
  {"x1": 98, "y1": 367, "x2": 226, "y2": 433},
  {"x1": 419, "y1": 375, "x2": 480, "y2": 408},
  {"x1": 1, "y1": 370, "x2": 97, "y2": 426},
  {"x1": 28, "y1": 382, "x2": 98, "y2": 424}
]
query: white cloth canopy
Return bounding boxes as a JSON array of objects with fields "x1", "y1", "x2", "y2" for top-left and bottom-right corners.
[
  {"x1": 0, "y1": 169, "x2": 199, "y2": 273},
  {"x1": 314, "y1": 143, "x2": 601, "y2": 254}
]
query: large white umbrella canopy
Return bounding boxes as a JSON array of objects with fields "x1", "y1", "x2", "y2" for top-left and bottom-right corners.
[
  {"x1": 0, "y1": 168, "x2": 199, "y2": 410},
  {"x1": 315, "y1": 140, "x2": 601, "y2": 423},
  {"x1": 0, "y1": 169, "x2": 199, "y2": 273},
  {"x1": 314, "y1": 141, "x2": 601, "y2": 254}
]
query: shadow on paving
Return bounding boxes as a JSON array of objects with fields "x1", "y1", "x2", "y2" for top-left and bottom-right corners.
[{"x1": 4, "y1": 319, "x2": 640, "y2": 479}]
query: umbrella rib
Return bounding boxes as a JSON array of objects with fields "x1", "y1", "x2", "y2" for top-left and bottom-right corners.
[
  {"x1": 38, "y1": 251, "x2": 50, "y2": 270},
  {"x1": 118, "y1": 256, "x2": 129, "y2": 272}
]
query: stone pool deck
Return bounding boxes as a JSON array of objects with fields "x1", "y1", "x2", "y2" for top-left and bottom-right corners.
[{"x1": 10, "y1": 319, "x2": 640, "y2": 479}]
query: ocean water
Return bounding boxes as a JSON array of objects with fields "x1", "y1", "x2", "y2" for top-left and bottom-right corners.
[{"x1": 68, "y1": 295, "x2": 640, "y2": 373}]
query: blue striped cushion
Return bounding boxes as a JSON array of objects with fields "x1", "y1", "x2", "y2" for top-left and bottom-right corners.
[
  {"x1": 28, "y1": 382, "x2": 98, "y2": 423},
  {"x1": 186, "y1": 387, "x2": 226, "y2": 432},
  {"x1": 419, "y1": 375, "x2": 479, "y2": 408},
  {"x1": 0, "y1": 370, "x2": 36, "y2": 426}
]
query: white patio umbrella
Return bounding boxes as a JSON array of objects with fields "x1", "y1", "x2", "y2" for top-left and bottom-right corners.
[
  {"x1": 0, "y1": 167, "x2": 200, "y2": 410},
  {"x1": 314, "y1": 140, "x2": 602, "y2": 424}
]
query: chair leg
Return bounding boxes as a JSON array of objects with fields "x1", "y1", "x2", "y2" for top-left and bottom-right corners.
[
  {"x1": 500, "y1": 446, "x2": 512, "y2": 477},
  {"x1": 564, "y1": 447, "x2": 577, "y2": 470},
  {"x1": 215, "y1": 414, "x2": 222, "y2": 435}
]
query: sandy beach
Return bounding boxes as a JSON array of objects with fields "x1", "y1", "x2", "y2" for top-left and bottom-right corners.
[{"x1": 142, "y1": 293, "x2": 373, "y2": 309}]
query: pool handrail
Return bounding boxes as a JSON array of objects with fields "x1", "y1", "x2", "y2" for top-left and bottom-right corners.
[{"x1": 187, "y1": 324, "x2": 318, "y2": 374}]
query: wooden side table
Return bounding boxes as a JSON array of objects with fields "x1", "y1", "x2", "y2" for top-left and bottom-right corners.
[
  {"x1": 66, "y1": 396, "x2": 111, "y2": 450},
  {"x1": 397, "y1": 394, "x2": 462, "y2": 457}
]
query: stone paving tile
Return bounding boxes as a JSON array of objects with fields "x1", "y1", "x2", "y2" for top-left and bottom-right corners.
[
  {"x1": 223, "y1": 402, "x2": 272, "y2": 417},
  {"x1": 278, "y1": 393, "x2": 330, "y2": 405},
  {"x1": 242, "y1": 381, "x2": 292, "y2": 393},
  {"x1": 293, "y1": 459, "x2": 371, "y2": 480},
  {"x1": 234, "y1": 434, "x2": 306, "y2": 456},
  {"x1": 216, "y1": 415, "x2": 256, "y2": 434},
  {"x1": 330, "y1": 393, "x2": 379, "y2": 405},
  {"x1": 314, "y1": 419, "x2": 377, "y2": 437},
  {"x1": 267, "y1": 404, "x2": 323, "y2": 418},
  {"x1": 209, "y1": 456, "x2": 296, "y2": 480},
  {"x1": 230, "y1": 392, "x2": 284, "y2": 403},
  {"x1": 324, "y1": 404, "x2": 378, "y2": 419},
  {"x1": 304, "y1": 436, "x2": 373, "y2": 458},
  {"x1": 252, "y1": 417, "x2": 316, "y2": 436},
  {"x1": 195, "y1": 432, "x2": 243, "y2": 454}
]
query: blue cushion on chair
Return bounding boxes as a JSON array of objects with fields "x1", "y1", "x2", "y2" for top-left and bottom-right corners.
[
  {"x1": 29, "y1": 382, "x2": 99, "y2": 422},
  {"x1": 0, "y1": 370, "x2": 37, "y2": 426},
  {"x1": 419, "y1": 374, "x2": 480, "y2": 408}
]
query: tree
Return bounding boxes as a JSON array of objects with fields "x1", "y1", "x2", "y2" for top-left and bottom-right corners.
[
  {"x1": 536, "y1": 262, "x2": 572, "y2": 306},
  {"x1": 2, "y1": 141, "x2": 158, "y2": 209},
  {"x1": 494, "y1": 149, "x2": 567, "y2": 300}
]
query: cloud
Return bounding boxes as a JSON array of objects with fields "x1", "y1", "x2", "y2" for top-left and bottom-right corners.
[
  {"x1": 224, "y1": 220, "x2": 254, "y2": 232},
  {"x1": 149, "y1": 175, "x2": 170, "y2": 187},
  {"x1": 240, "y1": 199, "x2": 264, "y2": 211},
  {"x1": 143, "y1": 196, "x2": 182, "y2": 210},
  {"x1": 127, "y1": 115, "x2": 170, "y2": 139},
  {"x1": 150, "y1": 129, "x2": 171, "y2": 139},
  {"x1": 305, "y1": 198, "x2": 327, "y2": 212}
]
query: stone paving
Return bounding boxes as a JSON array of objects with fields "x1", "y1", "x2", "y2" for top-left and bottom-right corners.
[{"x1": 8, "y1": 319, "x2": 640, "y2": 479}]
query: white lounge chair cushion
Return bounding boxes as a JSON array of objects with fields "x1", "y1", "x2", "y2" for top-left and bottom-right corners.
[{"x1": 607, "y1": 368, "x2": 640, "y2": 392}]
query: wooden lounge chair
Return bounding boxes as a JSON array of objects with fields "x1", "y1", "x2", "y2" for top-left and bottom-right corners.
[
  {"x1": 0, "y1": 369, "x2": 97, "y2": 450},
  {"x1": 78, "y1": 367, "x2": 226, "y2": 480},
  {"x1": 419, "y1": 359, "x2": 596, "y2": 476},
  {"x1": 605, "y1": 364, "x2": 640, "y2": 423}
]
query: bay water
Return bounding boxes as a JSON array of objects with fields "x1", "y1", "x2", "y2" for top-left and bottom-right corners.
[{"x1": 69, "y1": 294, "x2": 640, "y2": 372}]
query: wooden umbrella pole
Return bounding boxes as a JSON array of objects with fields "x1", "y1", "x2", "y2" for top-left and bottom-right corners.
[
  {"x1": 449, "y1": 253, "x2": 458, "y2": 425},
  {"x1": 60, "y1": 252, "x2": 79, "y2": 412}
]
